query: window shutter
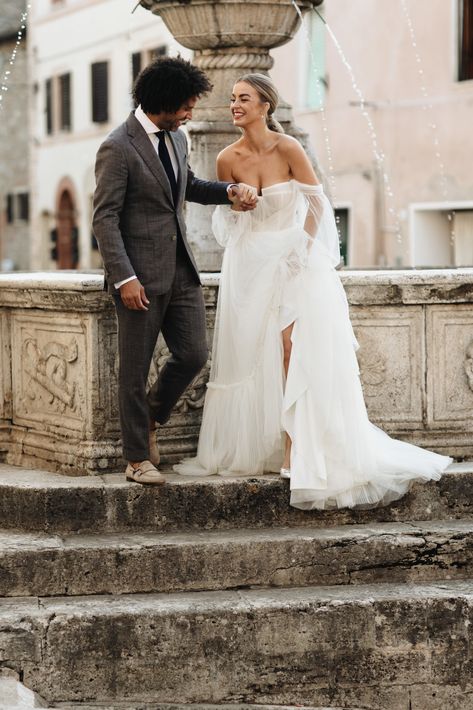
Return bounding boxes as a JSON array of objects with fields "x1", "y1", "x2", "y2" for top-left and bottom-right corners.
[
  {"x1": 459, "y1": 0, "x2": 473, "y2": 80},
  {"x1": 6, "y1": 194, "x2": 14, "y2": 224},
  {"x1": 59, "y1": 73, "x2": 72, "y2": 131},
  {"x1": 45, "y1": 78, "x2": 53, "y2": 134},
  {"x1": 132, "y1": 52, "x2": 141, "y2": 83},
  {"x1": 91, "y1": 61, "x2": 109, "y2": 123},
  {"x1": 17, "y1": 193, "x2": 29, "y2": 222}
]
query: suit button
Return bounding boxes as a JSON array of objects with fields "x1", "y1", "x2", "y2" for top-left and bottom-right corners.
[{"x1": 171, "y1": 234, "x2": 177, "y2": 241}]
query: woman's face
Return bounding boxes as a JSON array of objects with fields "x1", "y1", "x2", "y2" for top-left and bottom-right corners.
[{"x1": 230, "y1": 81, "x2": 268, "y2": 128}]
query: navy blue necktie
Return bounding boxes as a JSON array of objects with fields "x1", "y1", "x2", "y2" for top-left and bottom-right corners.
[{"x1": 156, "y1": 130, "x2": 178, "y2": 205}]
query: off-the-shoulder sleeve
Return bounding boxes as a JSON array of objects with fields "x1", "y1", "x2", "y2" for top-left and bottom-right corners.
[
  {"x1": 212, "y1": 205, "x2": 251, "y2": 248},
  {"x1": 295, "y1": 181, "x2": 341, "y2": 268}
]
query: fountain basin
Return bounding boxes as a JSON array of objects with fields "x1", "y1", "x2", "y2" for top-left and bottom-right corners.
[
  {"x1": 0, "y1": 269, "x2": 471, "y2": 474},
  {"x1": 140, "y1": 0, "x2": 323, "y2": 49}
]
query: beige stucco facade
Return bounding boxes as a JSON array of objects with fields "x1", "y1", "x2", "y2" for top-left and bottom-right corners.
[{"x1": 273, "y1": 0, "x2": 473, "y2": 268}]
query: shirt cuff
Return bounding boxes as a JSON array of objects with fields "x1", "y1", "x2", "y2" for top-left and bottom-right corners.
[
  {"x1": 226, "y1": 183, "x2": 238, "y2": 195},
  {"x1": 115, "y1": 275, "x2": 137, "y2": 289}
]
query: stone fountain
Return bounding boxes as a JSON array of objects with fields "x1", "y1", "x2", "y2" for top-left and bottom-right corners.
[{"x1": 139, "y1": 0, "x2": 324, "y2": 270}]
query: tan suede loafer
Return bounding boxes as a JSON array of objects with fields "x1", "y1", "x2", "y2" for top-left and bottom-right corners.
[
  {"x1": 125, "y1": 460, "x2": 165, "y2": 485},
  {"x1": 149, "y1": 428, "x2": 160, "y2": 467}
]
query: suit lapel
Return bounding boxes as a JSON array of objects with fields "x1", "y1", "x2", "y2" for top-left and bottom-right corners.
[
  {"x1": 126, "y1": 113, "x2": 174, "y2": 207},
  {"x1": 168, "y1": 130, "x2": 187, "y2": 206}
]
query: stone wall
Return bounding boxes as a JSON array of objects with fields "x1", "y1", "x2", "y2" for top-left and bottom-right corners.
[{"x1": 0, "y1": 269, "x2": 472, "y2": 475}]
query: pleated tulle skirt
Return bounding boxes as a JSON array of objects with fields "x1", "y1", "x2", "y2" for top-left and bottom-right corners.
[{"x1": 174, "y1": 228, "x2": 452, "y2": 510}]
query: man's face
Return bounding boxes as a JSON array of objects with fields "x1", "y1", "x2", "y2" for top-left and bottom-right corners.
[{"x1": 152, "y1": 97, "x2": 198, "y2": 131}]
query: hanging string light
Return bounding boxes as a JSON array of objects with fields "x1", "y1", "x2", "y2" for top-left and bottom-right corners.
[{"x1": 0, "y1": 5, "x2": 31, "y2": 112}]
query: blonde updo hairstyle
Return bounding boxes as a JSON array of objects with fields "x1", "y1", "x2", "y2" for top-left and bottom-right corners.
[{"x1": 236, "y1": 73, "x2": 285, "y2": 134}]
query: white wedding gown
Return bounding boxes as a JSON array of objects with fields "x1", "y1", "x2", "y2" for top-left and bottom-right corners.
[{"x1": 175, "y1": 180, "x2": 452, "y2": 510}]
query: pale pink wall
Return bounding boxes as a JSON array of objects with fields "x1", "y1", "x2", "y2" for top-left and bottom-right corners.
[{"x1": 272, "y1": 0, "x2": 473, "y2": 267}]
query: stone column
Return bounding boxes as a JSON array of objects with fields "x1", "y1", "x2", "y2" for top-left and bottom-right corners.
[{"x1": 140, "y1": 0, "x2": 323, "y2": 270}]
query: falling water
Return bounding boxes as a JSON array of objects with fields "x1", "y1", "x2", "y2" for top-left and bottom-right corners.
[
  {"x1": 290, "y1": 1, "x2": 336, "y2": 200},
  {"x1": 291, "y1": 0, "x2": 402, "y2": 247},
  {"x1": 0, "y1": 5, "x2": 30, "y2": 112}
]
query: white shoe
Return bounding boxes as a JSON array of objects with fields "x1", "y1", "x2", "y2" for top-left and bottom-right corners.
[
  {"x1": 126, "y1": 460, "x2": 165, "y2": 485},
  {"x1": 280, "y1": 467, "x2": 291, "y2": 479}
]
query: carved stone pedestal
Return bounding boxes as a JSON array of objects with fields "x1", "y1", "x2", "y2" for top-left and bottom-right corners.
[
  {"x1": 1, "y1": 269, "x2": 472, "y2": 475},
  {"x1": 0, "y1": 272, "x2": 219, "y2": 475}
]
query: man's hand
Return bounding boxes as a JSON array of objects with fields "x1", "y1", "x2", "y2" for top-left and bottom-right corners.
[
  {"x1": 120, "y1": 278, "x2": 150, "y2": 310},
  {"x1": 228, "y1": 183, "x2": 258, "y2": 211}
]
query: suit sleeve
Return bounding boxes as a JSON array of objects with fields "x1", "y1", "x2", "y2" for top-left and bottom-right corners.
[
  {"x1": 185, "y1": 165, "x2": 232, "y2": 205},
  {"x1": 92, "y1": 139, "x2": 135, "y2": 285}
]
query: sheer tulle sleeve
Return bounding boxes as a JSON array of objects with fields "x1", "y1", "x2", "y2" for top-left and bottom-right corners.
[
  {"x1": 212, "y1": 205, "x2": 251, "y2": 248},
  {"x1": 296, "y1": 181, "x2": 341, "y2": 268}
]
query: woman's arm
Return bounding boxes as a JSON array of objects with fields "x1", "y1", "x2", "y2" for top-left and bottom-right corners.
[{"x1": 282, "y1": 136, "x2": 321, "y2": 245}]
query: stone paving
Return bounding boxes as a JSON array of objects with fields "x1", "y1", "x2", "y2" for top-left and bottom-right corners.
[{"x1": 1, "y1": 462, "x2": 473, "y2": 708}]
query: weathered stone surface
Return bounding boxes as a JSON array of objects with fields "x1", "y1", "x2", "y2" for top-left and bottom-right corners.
[
  {"x1": 1, "y1": 519, "x2": 473, "y2": 598},
  {"x1": 0, "y1": 462, "x2": 471, "y2": 535},
  {"x1": 1, "y1": 581, "x2": 472, "y2": 707},
  {"x1": 351, "y1": 305, "x2": 424, "y2": 427},
  {"x1": 1, "y1": 270, "x2": 473, "y2": 473}
]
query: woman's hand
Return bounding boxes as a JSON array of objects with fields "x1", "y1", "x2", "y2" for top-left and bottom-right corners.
[{"x1": 228, "y1": 183, "x2": 258, "y2": 211}]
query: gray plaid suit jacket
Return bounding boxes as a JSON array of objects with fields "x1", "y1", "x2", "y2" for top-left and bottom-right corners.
[{"x1": 92, "y1": 111, "x2": 230, "y2": 295}]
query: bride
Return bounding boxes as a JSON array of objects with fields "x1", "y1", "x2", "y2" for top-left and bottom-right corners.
[{"x1": 174, "y1": 73, "x2": 452, "y2": 510}]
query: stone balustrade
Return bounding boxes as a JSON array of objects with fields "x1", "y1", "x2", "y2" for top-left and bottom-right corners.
[{"x1": 0, "y1": 269, "x2": 472, "y2": 475}]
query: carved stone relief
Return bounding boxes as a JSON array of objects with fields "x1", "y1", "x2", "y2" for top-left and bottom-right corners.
[
  {"x1": 147, "y1": 339, "x2": 210, "y2": 419},
  {"x1": 0, "y1": 312, "x2": 12, "y2": 420},
  {"x1": 464, "y1": 340, "x2": 473, "y2": 393},
  {"x1": 12, "y1": 313, "x2": 87, "y2": 431},
  {"x1": 351, "y1": 306, "x2": 424, "y2": 426},
  {"x1": 427, "y1": 306, "x2": 473, "y2": 427}
]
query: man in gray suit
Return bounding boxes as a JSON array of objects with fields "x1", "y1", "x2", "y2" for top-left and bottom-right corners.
[{"x1": 93, "y1": 57, "x2": 256, "y2": 484}]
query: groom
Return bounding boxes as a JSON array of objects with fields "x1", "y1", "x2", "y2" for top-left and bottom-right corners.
[{"x1": 93, "y1": 56, "x2": 256, "y2": 484}]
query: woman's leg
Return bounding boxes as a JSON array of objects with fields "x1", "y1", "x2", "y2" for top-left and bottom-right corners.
[{"x1": 282, "y1": 322, "x2": 294, "y2": 469}]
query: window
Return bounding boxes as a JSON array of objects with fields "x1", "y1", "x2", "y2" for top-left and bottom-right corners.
[
  {"x1": 5, "y1": 192, "x2": 29, "y2": 224},
  {"x1": 335, "y1": 208, "x2": 350, "y2": 266},
  {"x1": 91, "y1": 61, "x2": 109, "y2": 123},
  {"x1": 59, "y1": 73, "x2": 72, "y2": 131},
  {"x1": 45, "y1": 78, "x2": 53, "y2": 134},
  {"x1": 410, "y1": 204, "x2": 473, "y2": 266},
  {"x1": 131, "y1": 46, "x2": 167, "y2": 86},
  {"x1": 17, "y1": 193, "x2": 29, "y2": 221},
  {"x1": 459, "y1": 0, "x2": 473, "y2": 80},
  {"x1": 6, "y1": 194, "x2": 14, "y2": 224},
  {"x1": 132, "y1": 52, "x2": 142, "y2": 84}
]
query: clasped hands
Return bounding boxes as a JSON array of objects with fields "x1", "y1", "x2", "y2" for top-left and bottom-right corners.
[{"x1": 228, "y1": 183, "x2": 258, "y2": 211}]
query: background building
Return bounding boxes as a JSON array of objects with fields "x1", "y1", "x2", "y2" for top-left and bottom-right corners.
[
  {"x1": 273, "y1": 0, "x2": 473, "y2": 268},
  {"x1": 0, "y1": 0, "x2": 29, "y2": 271},
  {"x1": 24, "y1": 0, "x2": 473, "y2": 271},
  {"x1": 28, "y1": 0, "x2": 188, "y2": 271}
]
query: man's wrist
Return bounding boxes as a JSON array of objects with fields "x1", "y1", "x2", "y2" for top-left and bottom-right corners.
[
  {"x1": 115, "y1": 275, "x2": 137, "y2": 289},
  {"x1": 226, "y1": 183, "x2": 238, "y2": 197}
]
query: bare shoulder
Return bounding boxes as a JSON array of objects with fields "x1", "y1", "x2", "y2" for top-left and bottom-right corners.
[
  {"x1": 276, "y1": 133, "x2": 306, "y2": 157},
  {"x1": 277, "y1": 133, "x2": 319, "y2": 184},
  {"x1": 217, "y1": 140, "x2": 242, "y2": 164}
]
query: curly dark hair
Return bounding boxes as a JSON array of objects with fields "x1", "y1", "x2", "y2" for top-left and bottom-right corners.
[{"x1": 133, "y1": 56, "x2": 213, "y2": 113}]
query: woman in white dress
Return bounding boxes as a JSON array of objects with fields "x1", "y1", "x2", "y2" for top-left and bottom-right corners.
[{"x1": 175, "y1": 73, "x2": 452, "y2": 510}]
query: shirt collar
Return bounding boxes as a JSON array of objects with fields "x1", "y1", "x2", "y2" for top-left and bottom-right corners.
[{"x1": 135, "y1": 105, "x2": 160, "y2": 135}]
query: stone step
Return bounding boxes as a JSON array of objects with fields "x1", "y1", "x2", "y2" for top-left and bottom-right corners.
[
  {"x1": 1, "y1": 580, "x2": 472, "y2": 709},
  {"x1": 0, "y1": 462, "x2": 472, "y2": 534},
  {"x1": 2, "y1": 519, "x2": 473, "y2": 598},
  {"x1": 63, "y1": 708, "x2": 345, "y2": 710}
]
